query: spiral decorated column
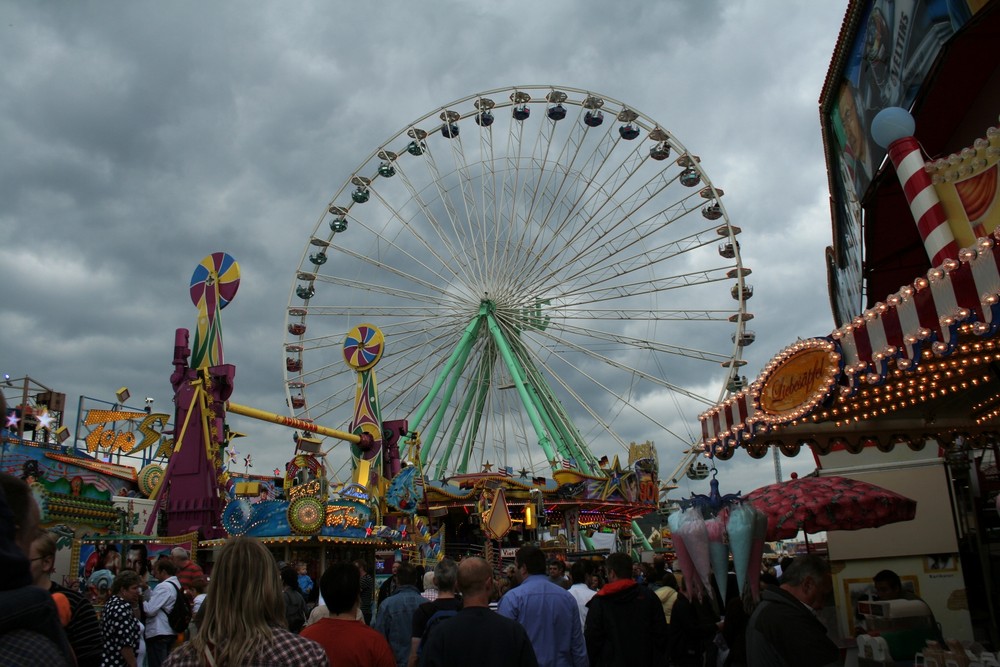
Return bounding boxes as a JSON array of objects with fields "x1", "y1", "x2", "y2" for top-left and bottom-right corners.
[{"x1": 872, "y1": 107, "x2": 959, "y2": 267}]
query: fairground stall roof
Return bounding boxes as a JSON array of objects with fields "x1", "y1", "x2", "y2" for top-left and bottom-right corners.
[{"x1": 703, "y1": 0, "x2": 1000, "y2": 457}]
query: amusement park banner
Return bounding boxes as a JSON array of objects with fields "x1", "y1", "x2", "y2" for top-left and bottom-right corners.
[{"x1": 826, "y1": 0, "x2": 981, "y2": 325}]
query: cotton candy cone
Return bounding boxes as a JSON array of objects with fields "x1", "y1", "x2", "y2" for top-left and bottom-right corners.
[
  {"x1": 747, "y1": 509, "x2": 768, "y2": 603},
  {"x1": 706, "y1": 517, "x2": 729, "y2": 603},
  {"x1": 677, "y1": 508, "x2": 713, "y2": 602},
  {"x1": 727, "y1": 503, "x2": 754, "y2": 600}
]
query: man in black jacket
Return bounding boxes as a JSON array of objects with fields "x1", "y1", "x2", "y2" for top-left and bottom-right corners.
[
  {"x1": 421, "y1": 557, "x2": 536, "y2": 667},
  {"x1": 745, "y1": 554, "x2": 839, "y2": 667},
  {"x1": 584, "y1": 553, "x2": 668, "y2": 666}
]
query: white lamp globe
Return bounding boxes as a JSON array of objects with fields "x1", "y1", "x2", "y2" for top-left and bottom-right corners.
[{"x1": 871, "y1": 107, "x2": 916, "y2": 148}]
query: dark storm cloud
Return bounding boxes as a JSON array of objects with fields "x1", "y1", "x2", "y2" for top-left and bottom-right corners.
[{"x1": 1, "y1": 0, "x2": 849, "y2": 495}]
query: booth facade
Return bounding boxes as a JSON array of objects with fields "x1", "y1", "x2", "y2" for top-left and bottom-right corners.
[{"x1": 700, "y1": 0, "x2": 1000, "y2": 649}]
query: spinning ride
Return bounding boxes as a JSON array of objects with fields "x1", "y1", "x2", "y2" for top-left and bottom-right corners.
[{"x1": 284, "y1": 85, "x2": 750, "y2": 496}]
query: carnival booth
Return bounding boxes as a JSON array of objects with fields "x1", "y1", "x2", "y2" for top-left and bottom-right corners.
[{"x1": 697, "y1": 0, "x2": 1000, "y2": 654}]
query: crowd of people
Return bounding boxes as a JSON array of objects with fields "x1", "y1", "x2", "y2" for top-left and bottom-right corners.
[{"x1": 1, "y1": 451, "x2": 880, "y2": 667}]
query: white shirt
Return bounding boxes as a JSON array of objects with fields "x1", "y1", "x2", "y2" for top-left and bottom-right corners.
[
  {"x1": 143, "y1": 575, "x2": 180, "y2": 637},
  {"x1": 568, "y1": 583, "x2": 596, "y2": 630}
]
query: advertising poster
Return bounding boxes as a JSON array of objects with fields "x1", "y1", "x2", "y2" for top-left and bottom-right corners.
[
  {"x1": 71, "y1": 532, "x2": 198, "y2": 608},
  {"x1": 826, "y1": 0, "x2": 977, "y2": 323}
]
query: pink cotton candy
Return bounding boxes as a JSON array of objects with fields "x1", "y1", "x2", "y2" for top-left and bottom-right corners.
[
  {"x1": 672, "y1": 524, "x2": 700, "y2": 601},
  {"x1": 676, "y1": 508, "x2": 712, "y2": 603}
]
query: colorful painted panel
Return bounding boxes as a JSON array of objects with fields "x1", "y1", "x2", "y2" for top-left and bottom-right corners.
[{"x1": 72, "y1": 533, "x2": 198, "y2": 609}]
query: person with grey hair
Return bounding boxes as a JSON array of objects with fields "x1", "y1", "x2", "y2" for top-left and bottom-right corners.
[
  {"x1": 420, "y1": 570, "x2": 438, "y2": 601},
  {"x1": 745, "y1": 554, "x2": 839, "y2": 667},
  {"x1": 408, "y1": 558, "x2": 461, "y2": 667},
  {"x1": 171, "y1": 546, "x2": 204, "y2": 591}
]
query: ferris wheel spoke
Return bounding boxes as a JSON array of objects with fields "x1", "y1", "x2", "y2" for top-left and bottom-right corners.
[
  {"x1": 300, "y1": 305, "x2": 464, "y2": 319},
  {"x1": 531, "y1": 105, "x2": 595, "y2": 229},
  {"x1": 575, "y1": 183, "x2": 708, "y2": 264},
  {"x1": 535, "y1": 318, "x2": 735, "y2": 364},
  {"x1": 539, "y1": 307, "x2": 739, "y2": 322},
  {"x1": 531, "y1": 143, "x2": 699, "y2": 289},
  {"x1": 520, "y1": 323, "x2": 716, "y2": 406},
  {"x1": 494, "y1": 316, "x2": 703, "y2": 449},
  {"x1": 418, "y1": 141, "x2": 488, "y2": 290},
  {"x1": 312, "y1": 273, "x2": 454, "y2": 307},
  {"x1": 511, "y1": 110, "x2": 562, "y2": 265},
  {"x1": 525, "y1": 170, "x2": 708, "y2": 292},
  {"x1": 504, "y1": 124, "x2": 622, "y2": 293},
  {"x1": 532, "y1": 216, "x2": 722, "y2": 296},
  {"x1": 476, "y1": 117, "x2": 504, "y2": 295},
  {"x1": 388, "y1": 156, "x2": 482, "y2": 291},
  {"x1": 552, "y1": 266, "x2": 735, "y2": 307},
  {"x1": 545, "y1": 133, "x2": 642, "y2": 242},
  {"x1": 443, "y1": 130, "x2": 492, "y2": 291},
  {"x1": 362, "y1": 184, "x2": 473, "y2": 291}
]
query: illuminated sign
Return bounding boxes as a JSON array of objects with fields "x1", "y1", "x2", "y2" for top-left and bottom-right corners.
[
  {"x1": 83, "y1": 411, "x2": 171, "y2": 455},
  {"x1": 758, "y1": 340, "x2": 841, "y2": 423},
  {"x1": 288, "y1": 480, "x2": 321, "y2": 501},
  {"x1": 325, "y1": 503, "x2": 365, "y2": 529}
]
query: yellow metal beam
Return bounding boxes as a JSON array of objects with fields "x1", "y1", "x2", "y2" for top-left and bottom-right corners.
[{"x1": 225, "y1": 401, "x2": 361, "y2": 445}]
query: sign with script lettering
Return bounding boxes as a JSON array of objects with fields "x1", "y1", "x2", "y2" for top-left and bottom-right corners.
[{"x1": 759, "y1": 341, "x2": 840, "y2": 420}]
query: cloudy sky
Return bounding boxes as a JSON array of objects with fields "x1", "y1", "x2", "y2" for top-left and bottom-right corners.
[{"x1": 1, "y1": 1, "x2": 851, "y2": 500}]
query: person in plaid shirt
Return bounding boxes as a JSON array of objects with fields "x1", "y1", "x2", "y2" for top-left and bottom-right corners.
[{"x1": 164, "y1": 538, "x2": 325, "y2": 667}]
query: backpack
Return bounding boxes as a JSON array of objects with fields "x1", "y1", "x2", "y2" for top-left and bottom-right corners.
[
  {"x1": 416, "y1": 607, "x2": 459, "y2": 665},
  {"x1": 166, "y1": 581, "x2": 193, "y2": 634}
]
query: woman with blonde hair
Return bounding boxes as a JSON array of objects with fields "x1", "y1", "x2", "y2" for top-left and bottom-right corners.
[{"x1": 164, "y1": 537, "x2": 325, "y2": 667}]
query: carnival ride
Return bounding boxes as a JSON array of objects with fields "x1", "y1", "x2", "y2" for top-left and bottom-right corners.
[
  {"x1": 9, "y1": 87, "x2": 754, "y2": 564},
  {"x1": 282, "y1": 86, "x2": 752, "y2": 506}
]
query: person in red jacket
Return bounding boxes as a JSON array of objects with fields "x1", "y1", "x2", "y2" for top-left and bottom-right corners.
[{"x1": 301, "y1": 562, "x2": 394, "y2": 667}]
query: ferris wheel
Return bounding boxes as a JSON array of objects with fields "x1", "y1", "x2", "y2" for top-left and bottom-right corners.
[{"x1": 284, "y1": 85, "x2": 751, "y2": 483}]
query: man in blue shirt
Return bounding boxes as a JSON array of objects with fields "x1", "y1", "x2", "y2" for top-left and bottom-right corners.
[
  {"x1": 498, "y1": 545, "x2": 587, "y2": 667},
  {"x1": 374, "y1": 562, "x2": 425, "y2": 667}
]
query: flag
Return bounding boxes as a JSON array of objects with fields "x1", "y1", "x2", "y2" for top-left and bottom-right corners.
[{"x1": 561, "y1": 459, "x2": 575, "y2": 469}]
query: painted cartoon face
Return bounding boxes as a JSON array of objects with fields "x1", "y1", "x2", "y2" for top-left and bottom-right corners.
[
  {"x1": 838, "y1": 85, "x2": 866, "y2": 165},
  {"x1": 125, "y1": 547, "x2": 148, "y2": 575}
]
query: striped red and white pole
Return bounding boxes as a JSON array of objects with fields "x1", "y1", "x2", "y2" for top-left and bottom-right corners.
[{"x1": 872, "y1": 107, "x2": 959, "y2": 267}]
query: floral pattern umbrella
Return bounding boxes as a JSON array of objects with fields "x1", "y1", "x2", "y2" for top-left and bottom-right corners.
[{"x1": 741, "y1": 473, "x2": 917, "y2": 540}]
